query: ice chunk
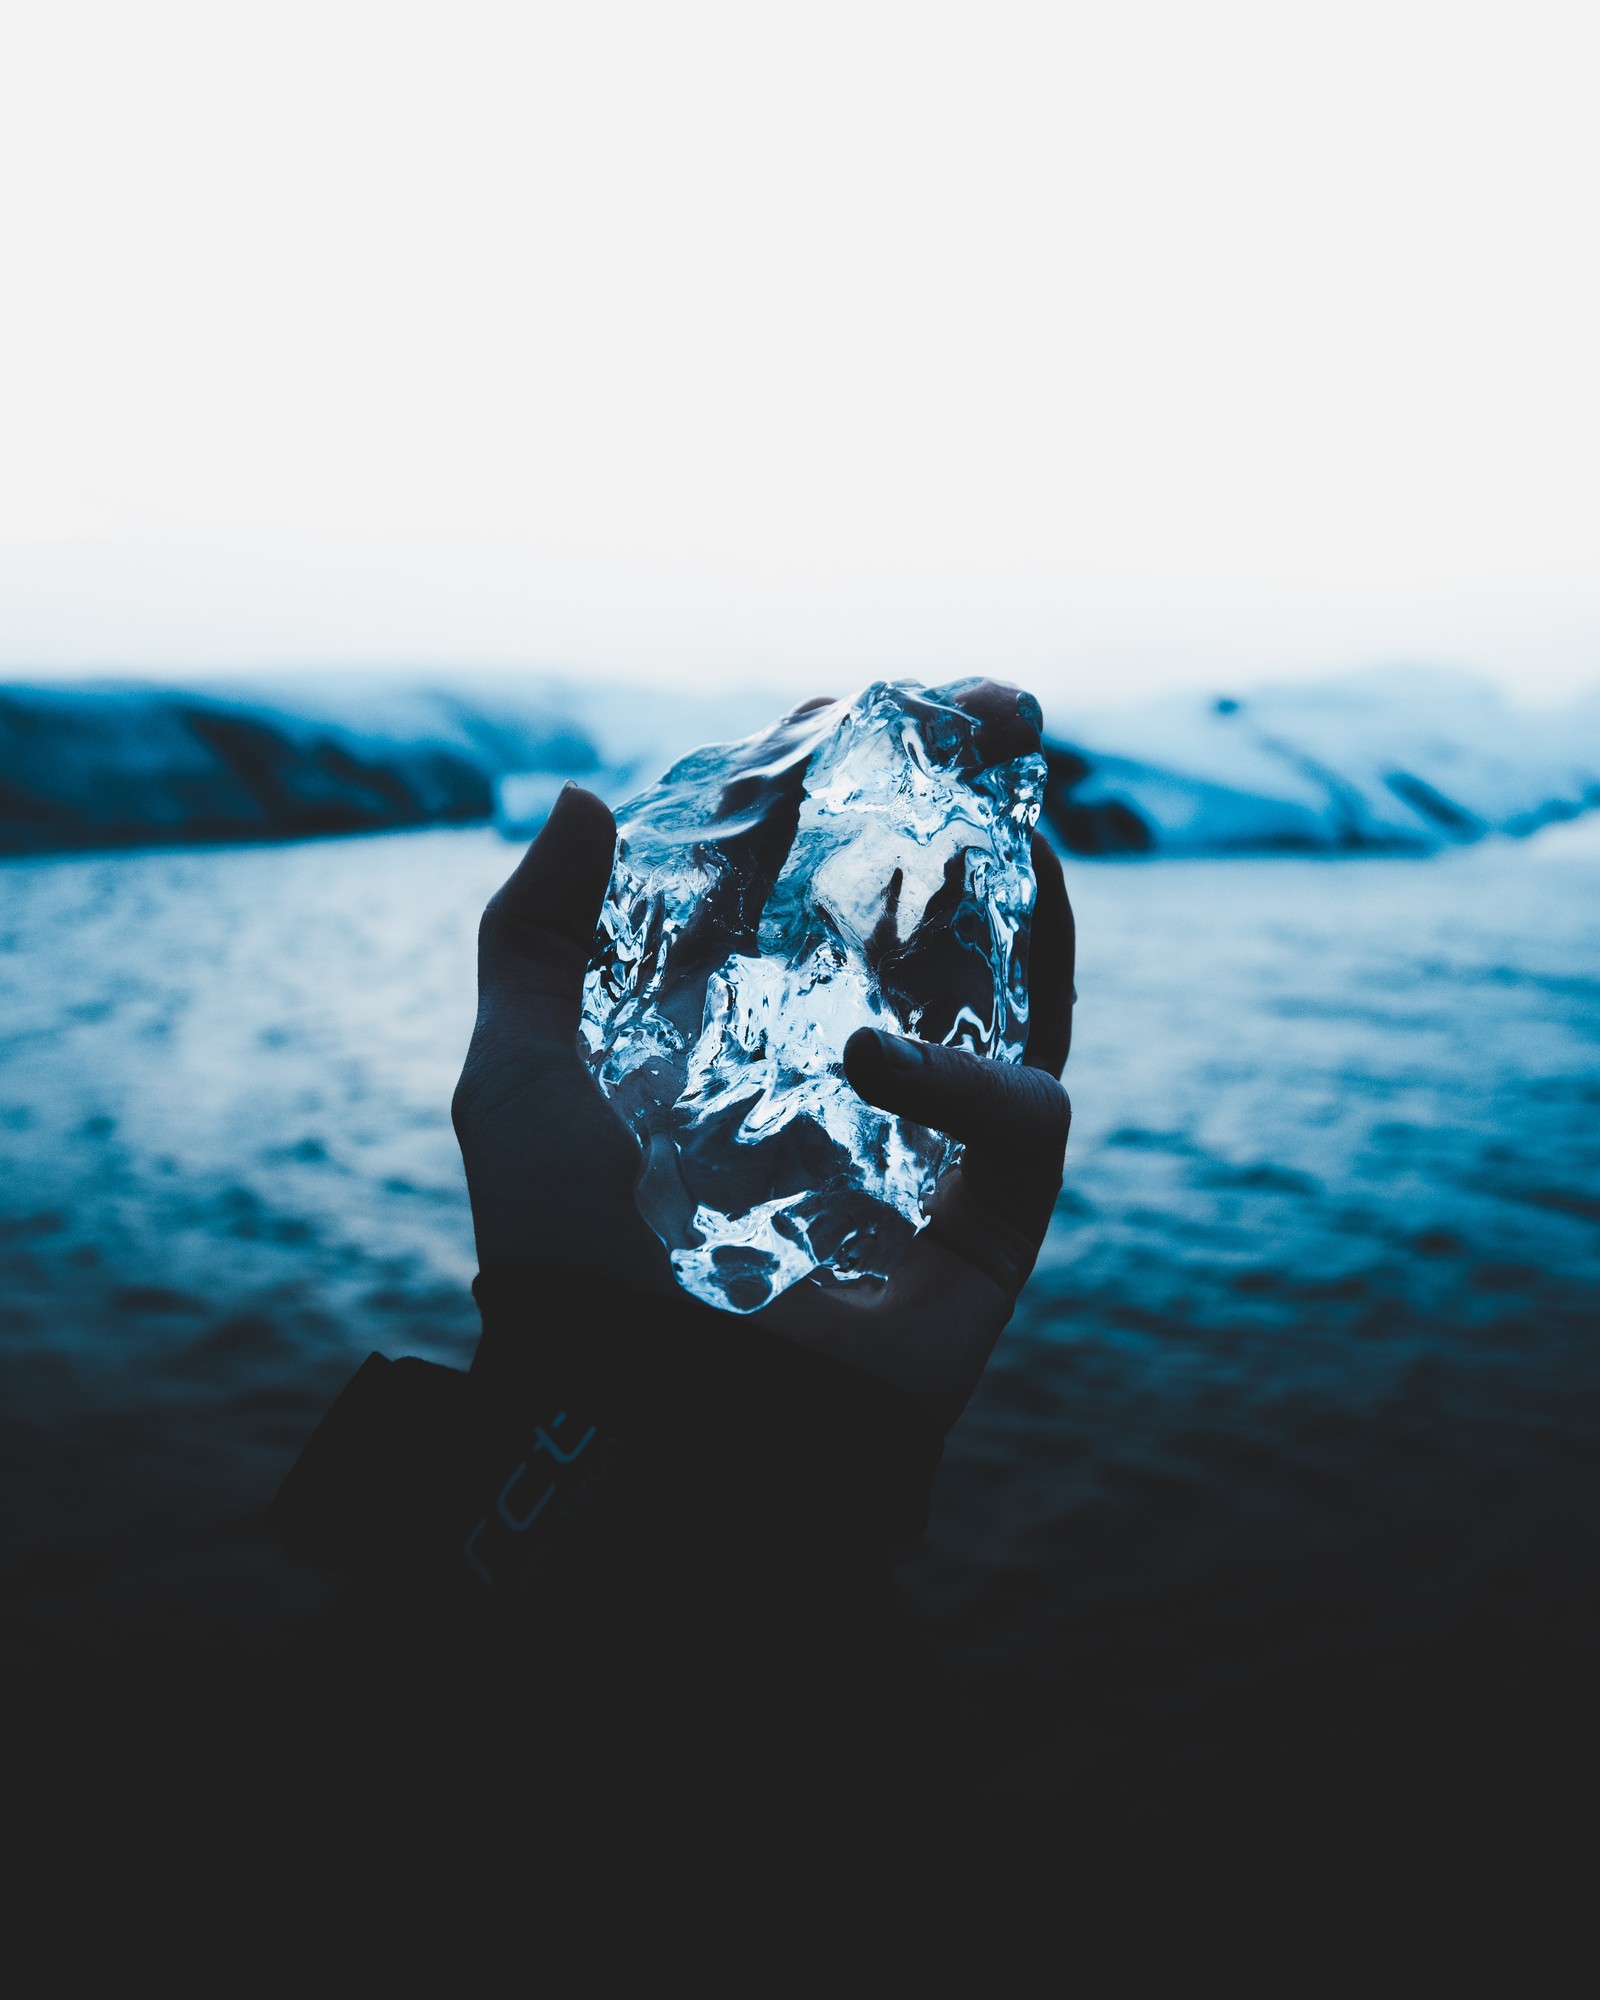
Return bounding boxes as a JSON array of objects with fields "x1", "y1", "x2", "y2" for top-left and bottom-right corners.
[{"x1": 580, "y1": 680, "x2": 1045, "y2": 1312}]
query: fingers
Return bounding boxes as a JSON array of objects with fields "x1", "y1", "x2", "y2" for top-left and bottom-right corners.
[
  {"x1": 843, "y1": 1028, "x2": 1070, "y2": 1248},
  {"x1": 941, "y1": 678, "x2": 1045, "y2": 767},
  {"x1": 815, "y1": 1025, "x2": 1070, "y2": 1411},
  {"x1": 1024, "y1": 833, "x2": 1075, "y2": 1077},
  {"x1": 477, "y1": 785, "x2": 617, "y2": 1038}
]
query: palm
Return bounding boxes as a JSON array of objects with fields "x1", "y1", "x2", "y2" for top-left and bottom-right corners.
[{"x1": 455, "y1": 1023, "x2": 673, "y2": 1296}]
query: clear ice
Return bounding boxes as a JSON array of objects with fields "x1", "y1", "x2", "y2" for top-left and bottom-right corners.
[{"x1": 580, "y1": 680, "x2": 1046, "y2": 1313}]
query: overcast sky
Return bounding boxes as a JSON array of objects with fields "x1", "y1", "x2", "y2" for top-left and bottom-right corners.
[{"x1": 2, "y1": 0, "x2": 1596, "y2": 707}]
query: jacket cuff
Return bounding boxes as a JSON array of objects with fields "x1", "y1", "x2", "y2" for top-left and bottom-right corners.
[
  {"x1": 470, "y1": 1263, "x2": 945, "y2": 1560},
  {"x1": 266, "y1": 1265, "x2": 945, "y2": 1587}
]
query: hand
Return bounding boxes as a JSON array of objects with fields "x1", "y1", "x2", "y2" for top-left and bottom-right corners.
[{"x1": 452, "y1": 684, "x2": 1074, "y2": 1427}]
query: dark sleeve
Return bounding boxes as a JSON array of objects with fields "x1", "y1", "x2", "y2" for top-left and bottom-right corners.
[{"x1": 265, "y1": 1263, "x2": 945, "y2": 1600}]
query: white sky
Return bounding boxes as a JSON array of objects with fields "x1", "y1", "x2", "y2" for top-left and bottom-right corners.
[{"x1": 1, "y1": 0, "x2": 1596, "y2": 707}]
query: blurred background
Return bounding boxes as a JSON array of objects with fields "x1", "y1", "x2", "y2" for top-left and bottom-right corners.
[{"x1": 3, "y1": 0, "x2": 1597, "y2": 1840}]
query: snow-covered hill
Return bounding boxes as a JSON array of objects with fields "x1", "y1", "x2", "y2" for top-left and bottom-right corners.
[
  {"x1": 2, "y1": 669, "x2": 1595, "y2": 857},
  {"x1": 0, "y1": 679, "x2": 592, "y2": 854},
  {"x1": 1041, "y1": 670, "x2": 1600, "y2": 854}
]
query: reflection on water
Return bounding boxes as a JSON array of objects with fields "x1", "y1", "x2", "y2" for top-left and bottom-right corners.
[{"x1": 2, "y1": 826, "x2": 1598, "y2": 1797}]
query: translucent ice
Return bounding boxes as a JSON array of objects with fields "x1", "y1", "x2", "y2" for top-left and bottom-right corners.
[{"x1": 580, "y1": 680, "x2": 1046, "y2": 1312}]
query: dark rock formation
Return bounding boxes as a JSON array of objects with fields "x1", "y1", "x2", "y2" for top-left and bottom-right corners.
[{"x1": 0, "y1": 684, "x2": 596, "y2": 855}]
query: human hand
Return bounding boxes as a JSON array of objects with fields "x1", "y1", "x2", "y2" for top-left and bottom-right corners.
[{"x1": 452, "y1": 684, "x2": 1074, "y2": 1426}]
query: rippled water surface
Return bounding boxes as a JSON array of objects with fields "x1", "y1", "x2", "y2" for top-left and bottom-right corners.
[{"x1": 4, "y1": 825, "x2": 1597, "y2": 1802}]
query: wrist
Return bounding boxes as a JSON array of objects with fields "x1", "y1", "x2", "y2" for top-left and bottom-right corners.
[
  {"x1": 472, "y1": 1261, "x2": 948, "y2": 1555},
  {"x1": 266, "y1": 1262, "x2": 947, "y2": 1593}
]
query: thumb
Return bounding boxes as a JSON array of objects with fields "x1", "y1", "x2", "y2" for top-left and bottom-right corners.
[
  {"x1": 477, "y1": 784, "x2": 617, "y2": 1037},
  {"x1": 843, "y1": 1027, "x2": 1070, "y2": 1244}
]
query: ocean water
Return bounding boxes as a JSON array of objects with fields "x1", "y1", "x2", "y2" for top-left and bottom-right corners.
[{"x1": 3, "y1": 823, "x2": 1597, "y2": 1810}]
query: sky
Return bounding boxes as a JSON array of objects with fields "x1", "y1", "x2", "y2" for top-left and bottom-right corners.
[{"x1": 1, "y1": 0, "x2": 1596, "y2": 709}]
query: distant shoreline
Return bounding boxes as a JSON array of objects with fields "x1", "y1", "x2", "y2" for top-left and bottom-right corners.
[{"x1": 4, "y1": 674, "x2": 1597, "y2": 862}]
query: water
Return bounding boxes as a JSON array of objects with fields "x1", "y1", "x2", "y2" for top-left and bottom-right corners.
[{"x1": 3, "y1": 825, "x2": 1597, "y2": 1804}]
